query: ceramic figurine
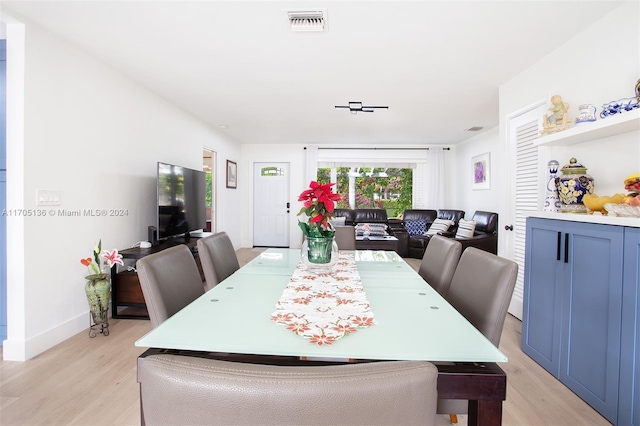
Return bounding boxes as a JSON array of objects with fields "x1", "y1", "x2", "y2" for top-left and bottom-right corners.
[
  {"x1": 541, "y1": 95, "x2": 571, "y2": 135},
  {"x1": 575, "y1": 104, "x2": 597, "y2": 125},
  {"x1": 555, "y1": 158, "x2": 595, "y2": 214},
  {"x1": 543, "y1": 160, "x2": 561, "y2": 212},
  {"x1": 600, "y1": 97, "x2": 639, "y2": 118},
  {"x1": 635, "y1": 78, "x2": 640, "y2": 102}
]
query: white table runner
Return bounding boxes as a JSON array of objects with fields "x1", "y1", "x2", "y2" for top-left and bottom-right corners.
[{"x1": 270, "y1": 252, "x2": 376, "y2": 346}]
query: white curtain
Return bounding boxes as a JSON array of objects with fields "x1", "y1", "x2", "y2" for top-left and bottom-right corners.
[
  {"x1": 413, "y1": 148, "x2": 446, "y2": 208},
  {"x1": 304, "y1": 146, "x2": 319, "y2": 185}
]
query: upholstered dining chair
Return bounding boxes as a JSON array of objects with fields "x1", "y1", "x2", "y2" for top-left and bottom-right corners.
[
  {"x1": 334, "y1": 225, "x2": 356, "y2": 250},
  {"x1": 417, "y1": 235, "x2": 462, "y2": 297},
  {"x1": 197, "y1": 231, "x2": 240, "y2": 291},
  {"x1": 138, "y1": 354, "x2": 439, "y2": 426},
  {"x1": 137, "y1": 244, "x2": 205, "y2": 328},
  {"x1": 438, "y1": 247, "x2": 518, "y2": 423}
]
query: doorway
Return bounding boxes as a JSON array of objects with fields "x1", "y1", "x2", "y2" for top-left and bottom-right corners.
[
  {"x1": 253, "y1": 162, "x2": 290, "y2": 247},
  {"x1": 506, "y1": 100, "x2": 546, "y2": 320},
  {"x1": 203, "y1": 148, "x2": 215, "y2": 233}
]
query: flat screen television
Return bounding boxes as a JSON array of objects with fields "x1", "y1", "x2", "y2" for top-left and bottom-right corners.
[{"x1": 157, "y1": 162, "x2": 206, "y2": 241}]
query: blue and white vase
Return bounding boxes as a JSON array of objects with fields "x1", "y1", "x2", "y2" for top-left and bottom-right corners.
[
  {"x1": 555, "y1": 158, "x2": 595, "y2": 214},
  {"x1": 575, "y1": 104, "x2": 596, "y2": 125},
  {"x1": 543, "y1": 160, "x2": 561, "y2": 212}
]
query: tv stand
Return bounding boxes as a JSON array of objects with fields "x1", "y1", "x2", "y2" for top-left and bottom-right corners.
[{"x1": 111, "y1": 238, "x2": 204, "y2": 319}]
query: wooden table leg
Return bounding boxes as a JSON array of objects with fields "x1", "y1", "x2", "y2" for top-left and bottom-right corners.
[{"x1": 468, "y1": 399, "x2": 503, "y2": 426}]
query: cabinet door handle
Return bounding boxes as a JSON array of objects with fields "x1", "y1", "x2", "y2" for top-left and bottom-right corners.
[
  {"x1": 556, "y1": 232, "x2": 561, "y2": 261},
  {"x1": 564, "y1": 233, "x2": 569, "y2": 263}
]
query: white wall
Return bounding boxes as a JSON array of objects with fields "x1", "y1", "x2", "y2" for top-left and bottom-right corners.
[
  {"x1": 499, "y1": 1, "x2": 639, "y2": 198},
  {"x1": 452, "y1": 127, "x2": 502, "y2": 216},
  {"x1": 240, "y1": 143, "x2": 460, "y2": 249},
  {"x1": 450, "y1": 1, "x2": 639, "y2": 262},
  {"x1": 2, "y1": 14, "x2": 241, "y2": 360}
]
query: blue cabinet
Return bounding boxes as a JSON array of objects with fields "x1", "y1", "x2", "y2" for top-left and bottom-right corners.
[
  {"x1": 620, "y1": 227, "x2": 640, "y2": 426},
  {"x1": 522, "y1": 217, "x2": 625, "y2": 424}
]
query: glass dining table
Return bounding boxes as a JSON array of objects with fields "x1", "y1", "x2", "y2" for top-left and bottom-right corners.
[{"x1": 136, "y1": 248, "x2": 508, "y2": 425}]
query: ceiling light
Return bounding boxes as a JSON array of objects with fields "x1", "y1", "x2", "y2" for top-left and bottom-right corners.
[
  {"x1": 466, "y1": 126, "x2": 484, "y2": 131},
  {"x1": 335, "y1": 101, "x2": 389, "y2": 114},
  {"x1": 219, "y1": 125, "x2": 228, "y2": 129}
]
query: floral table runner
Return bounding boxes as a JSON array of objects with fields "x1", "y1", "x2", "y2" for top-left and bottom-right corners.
[{"x1": 270, "y1": 252, "x2": 375, "y2": 346}]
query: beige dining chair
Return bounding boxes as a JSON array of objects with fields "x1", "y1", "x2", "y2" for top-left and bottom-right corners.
[
  {"x1": 138, "y1": 354, "x2": 439, "y2": 426},
  {"x1": 197, "y1": 231, "x2": 240, "y2": 291},
  {"x1": 437, "y1": 247, "x2": 518, "y2": 424},
  {"x1": 417, "y1": 235, "x2": 462, "y2": 297},
  {"x1": 137, "y1": 244, "x2": 205, "y2": 328},
  {"x1": 334, "y1": 225, "x2": 356, "y2": 250}
]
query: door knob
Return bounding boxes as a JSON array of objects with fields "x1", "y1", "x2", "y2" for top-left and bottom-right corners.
[{"x1": 504, "y1": 225, "x2": 514, "y2": 231}]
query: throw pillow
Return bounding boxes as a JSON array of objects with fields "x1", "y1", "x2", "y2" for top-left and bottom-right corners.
[
  {"x1": 330, "y1": 217, "x2": 346, "y2": 227},
  {"x1": 355, "y1": 223, "x2": 388, "y2": 237},
  {"x1": 405, "y1": 219, "x2": 427, "y2": 236},
  {"x1": 425, "y1": 219, "x2": 453, "y2": 236},
  {"x1": 455, "y1": 218, "x2": 477, "y2": 238}
]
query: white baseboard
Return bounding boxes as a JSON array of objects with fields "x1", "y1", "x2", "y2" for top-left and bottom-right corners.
[{"x1": 2, "y1": 312, "x2": 87, "y2": 361}]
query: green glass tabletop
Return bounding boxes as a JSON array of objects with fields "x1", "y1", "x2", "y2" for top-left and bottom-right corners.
[{"x1": 136, "y1": 249, "x2": 507, "y2": 363}]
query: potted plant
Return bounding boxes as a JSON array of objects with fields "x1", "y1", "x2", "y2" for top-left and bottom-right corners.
[
  {"x1": 297, "y1": 181, "x2": 342, "y2": 269},
  {"x1": 80, "y1": 240, "x2": 123, "y2": 337}
]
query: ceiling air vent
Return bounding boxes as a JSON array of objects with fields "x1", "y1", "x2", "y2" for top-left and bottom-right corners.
[{"x1": 288, "y1": 10, "x2": 326, "y2": 32}]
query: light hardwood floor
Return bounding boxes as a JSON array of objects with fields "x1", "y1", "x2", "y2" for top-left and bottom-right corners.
[{"x1": 0, "y1": 248, "x2": 610, "y2": 425}]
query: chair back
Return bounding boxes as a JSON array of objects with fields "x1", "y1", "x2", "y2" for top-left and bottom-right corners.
[
  {"x1": 138, "y1": 354, "x2": 439, "y2": 426},
  {"x1": 334, "y1": 225, "x2": 356, "y2": 250},
  {"x1": 446, "y1": 247, "x2": 518, "y2": 346},
  {"x1": 137, "y1": 245, "x2": 205, "y2": 327},
  {"x1": 418, "y1": 235, "x2": 462, "y2": 296},
  {"x1": 197, "y1": 231, "x2": 240, "y2": 291},
  {"x1": 472, "y1": 211, "x2": 498, "y2": 235}
]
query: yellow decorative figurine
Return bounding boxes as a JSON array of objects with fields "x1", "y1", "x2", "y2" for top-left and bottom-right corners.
[{"x1": 541, "y1": 95, "x2": 570, "y2": 135}]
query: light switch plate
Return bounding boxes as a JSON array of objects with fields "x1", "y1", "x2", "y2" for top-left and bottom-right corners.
[{"x1": 36, "y1": 190, "x2": 61, "y2": 206}]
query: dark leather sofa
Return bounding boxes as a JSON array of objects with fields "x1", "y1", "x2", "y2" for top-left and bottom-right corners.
[
  {"x1": 333, "y1": 208, "x2": 409, "y2": 256},
  {"x1": 334, "y1": 208, "x2": 389, "y2": 225},
  {"x1": 404, "y1": 209, "x2": 465, "y2": 258},
  {"x1": 402, "y1": 210, "x2": 498, "y2": 258},
  {"x1": 332, "y1": 208, "x2": 498, "y2": 259},
  {"x1": 455, "y1": 210, "x2": 499, "y2": 255}
]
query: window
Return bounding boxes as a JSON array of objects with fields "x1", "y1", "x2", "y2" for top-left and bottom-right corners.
[{"x1": 317, "y1": 167, "x2": 412, "y2": 218}]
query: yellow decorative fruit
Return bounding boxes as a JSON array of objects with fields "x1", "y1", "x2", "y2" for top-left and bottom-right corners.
[{"x1": 583, "y1": 193, "x2": 625, "y2": 214}]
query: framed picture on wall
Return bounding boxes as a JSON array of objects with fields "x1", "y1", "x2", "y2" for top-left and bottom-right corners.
[
  {"x1": 472, "y1": 152, "x2": 490, "y2": 190},
  {"x1": 226, "y1": 160, "x2": 237, "y2": 189}
]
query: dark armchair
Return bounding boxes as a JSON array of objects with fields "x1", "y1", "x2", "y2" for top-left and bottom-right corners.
[{"x1": 454, "y1": 211, "x2": 499, "y2": 254}]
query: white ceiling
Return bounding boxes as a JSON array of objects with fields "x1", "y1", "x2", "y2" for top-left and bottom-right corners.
[{"x1": 2, "y1": 0, "x2": 624, "y2": 146}]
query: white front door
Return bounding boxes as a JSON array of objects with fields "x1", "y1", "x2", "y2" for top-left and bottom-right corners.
[{"x1": 253, "y1": 162, "x2": 290, "y2": 247}]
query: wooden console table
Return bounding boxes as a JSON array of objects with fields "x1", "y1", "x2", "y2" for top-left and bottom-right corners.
[{"x1": 111, "y1": 237, "x2": 203, "y2": 319}]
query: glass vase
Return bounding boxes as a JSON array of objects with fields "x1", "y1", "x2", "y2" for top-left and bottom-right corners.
[{"x1": 301, "y1": 236, "x2": 339, "y2": 273}]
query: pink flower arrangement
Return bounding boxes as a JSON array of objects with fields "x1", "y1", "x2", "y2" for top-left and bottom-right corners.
[{"x1": 80, "y1": 239, "x2": 124, "y2": 277}]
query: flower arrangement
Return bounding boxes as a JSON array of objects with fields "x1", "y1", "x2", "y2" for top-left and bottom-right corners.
[
  {"x1": 297, "y1": 181, "x2": 342, "y2": 238},
  {"x1": 80, "y1": 239, "x2": 124, "y2": 277}
]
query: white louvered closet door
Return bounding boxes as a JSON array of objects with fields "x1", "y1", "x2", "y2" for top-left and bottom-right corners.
[{"x1": 506, "y1": 102, "x2": 546, "y2": 319}]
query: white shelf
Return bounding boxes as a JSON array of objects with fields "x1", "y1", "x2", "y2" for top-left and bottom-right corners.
[{"x1": 535, "y1": 109, "x2": 640, "y2": 147}]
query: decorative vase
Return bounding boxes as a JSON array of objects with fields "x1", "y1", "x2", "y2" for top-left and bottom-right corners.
[
  {"x1": 84, "y1": 273, "x2": 111, "y2": 336},
  {"x1": 301, "y1": 236, "x2": 339, "y2": 273},
  {"x1": 575, "y1": 104, "x2": 597, "y2": 125},
  {"x1": 555, "y1": 158, "x2": 595, "y2": 214},
  {"x1": 543, "y1": 160, "x2": 561, "y2": 212}
]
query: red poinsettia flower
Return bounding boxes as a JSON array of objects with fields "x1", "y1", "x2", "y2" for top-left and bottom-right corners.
[{"x1": 297, "y1": 181, "x2": 343, "y2": 238}]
